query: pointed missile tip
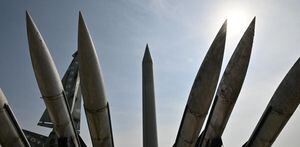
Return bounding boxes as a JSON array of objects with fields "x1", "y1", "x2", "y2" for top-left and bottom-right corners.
[
  {"x1": 25, "y1": 10, "x2": 30, "y2": 19},
  {"x1": 221, "y1": 19, "x2": 227, "y2": 31},
  {"x1": 216, "y1": 19, "x2": 227, "y2": 37},
  {"x1": 250, "y1": 16, "x2": 256, "y2": 27},
  {"x1": 245, "y1": 17, "x2": 256, "y2": 34},
  {"x1": 25, "y1": 10, "x2": 39, "y2": 38},
  {"x1": 25, "y1": 11, "x2": 34, "y2": 26},
  {"x1": 79, "y1": 11, "x2": 84, "y2": 21},
  {"x1": 78, "y1": 11, "x2": 84, "y2": 25},
  {"x1": 78, "y1": 11, "x2": 89, "y2": 41}
]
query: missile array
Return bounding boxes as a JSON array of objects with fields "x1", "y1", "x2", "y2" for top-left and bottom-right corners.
[
  {"x1": 0, "y1": 11, "x2": 299, "y2": 147},
  {"x1": 197, "y1": 18, "x2": 256, "y2": 147}
]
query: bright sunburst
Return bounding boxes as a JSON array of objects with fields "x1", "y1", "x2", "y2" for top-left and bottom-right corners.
[{"x1": 225, "y1": 7, "x2": 253, "y2": 37}]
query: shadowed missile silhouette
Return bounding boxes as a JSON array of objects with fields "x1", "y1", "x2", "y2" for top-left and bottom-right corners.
[
  {"x1": 142, "y1": 44, "x2": 158, "y2": 147},
  {"x1": 174, "y1": 20, "x2": 227, "y2": 147},
  {"x1": 0, "y1": 89, "x2": 31, "y2": 147},
  {"x1": 243, "y1": 57, "x2": 300, "y2": 147},
  {"x1": 78, "y1": 12, "x2": 114, "y2": 147},
  {"x1": 198, "y1": 17, "x2": 256, "y2": 147},
  {"x1": 26, "y1": 11, "x2": 80, "y2": 147}
]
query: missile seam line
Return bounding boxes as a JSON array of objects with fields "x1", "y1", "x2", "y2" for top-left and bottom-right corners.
[
  {"x1": 42, "y1": 92, "x2": 64, "y2": 102},
  {"x1": 84, "y1": 105, "x2": 108, "y2": 113}
]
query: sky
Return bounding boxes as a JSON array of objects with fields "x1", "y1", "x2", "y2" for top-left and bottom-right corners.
[{"x1": 0, "y1": 0, "x2": 299, "y2": 146}]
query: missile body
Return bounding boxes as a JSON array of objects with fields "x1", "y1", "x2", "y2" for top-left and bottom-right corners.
[
  {"x1": 26, "y1": 12, "x2": 79, "y2": 146},
  {"x1": 78, "y1": 12, "x2": 114, "y2": 147},
  {"x1": 243, "y1": 58, "x2": 300, "y2": 147},
  {"x1": 198, "y1": 18, "x2": 255, "y2": 147},
  {"x1": 0, "y1": 89, "x2": 31, "y2": 147},
  {"x1": 174, "y1": 21, "x2": 227, "y2": 147},
  {"x1": 142, "y1": 45, "x2": 158, "y2": 147}
]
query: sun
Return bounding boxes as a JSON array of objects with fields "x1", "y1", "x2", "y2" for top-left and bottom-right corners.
[{"x1": 225, "y1": 7, "x2": 253, "y2": 37}]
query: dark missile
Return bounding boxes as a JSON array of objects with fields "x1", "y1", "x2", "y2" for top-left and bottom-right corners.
[
  {"x1": 174, "y1": 20, "x2": 227, "y2": 147},
  {"x1": 243, "y1": 57, "x2": 300, "y2": 147},
  {"x1": 198, "y1": 17, "x2": 256, "y2": 147},
  {"x1": 78, "y1": 12, "x2": 114, "y2": 147}
]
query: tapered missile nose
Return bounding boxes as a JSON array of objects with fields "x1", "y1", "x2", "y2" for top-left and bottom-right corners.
[
  {"x1": 143, "y1": 44, "x2": 152, "y2": 64},
  {"x1": 78, "y1": 11, "x2": 84, "y2": 25},
  {"x1": 78, "y1": 11, "x2": 91, "y2": 43},
  {"x1": 220, "y1": 19, "x2": 227, "y2": 33},
  {"x1": 26, "y1": 11, "x2": 37, "y2": 34},
  {"x1": 251, "y1": 17, "x2": 256, "y2": 24},
  {"x1": 245, "y1": 17, "x2": 256, "y2": 34},
  {"x1": 25, "y1": 11, "x2": 30, "y2": 21},
  {"x1": 213, "y1": 19, "x2": 227, "y2": 41},
  {"x1": 78, "y1": 11, "x2": 95, "y2": 58}
]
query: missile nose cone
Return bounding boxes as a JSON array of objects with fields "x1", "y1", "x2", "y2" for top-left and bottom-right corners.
[
  {"x1": 220, "y1": 19, "x2": 227, "y2": 33},
  {"x1": 246, "y1": 17, "x2": 256, "y2": 34},
  {"x1": 188, "y1": 20, "x2": 227, "y2": 111},
  {"x1": 78, "y1": 12, "x2": 107, "y2": 108},
  {"x1": 174, "y1": 21, "x2": 227, "y2": 146},
  {"x1": 143, "y1": 44, "x2": 153, "y2": 64},
  {"x1": 26, "y1": 12, "x2": 63, "y2": 97}
]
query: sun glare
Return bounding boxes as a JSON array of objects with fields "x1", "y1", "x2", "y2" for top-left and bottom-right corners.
[{"x1": 225, "y1": 7, "x2": 252, "y2": 37}]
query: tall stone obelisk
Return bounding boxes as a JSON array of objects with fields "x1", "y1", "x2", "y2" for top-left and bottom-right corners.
[{"x1": 142, "y1": 44, "x2": 158, "y2": 147}]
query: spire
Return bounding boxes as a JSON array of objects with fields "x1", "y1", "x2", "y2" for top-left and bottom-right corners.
[{"x1": 142, "y1": 44, "x2": 153, "y2": 64}]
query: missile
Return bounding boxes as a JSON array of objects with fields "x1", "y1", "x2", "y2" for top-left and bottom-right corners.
[
  {"x1": 174, "y1": 20, "x2": 227, "y2": 147},
  {"x1": 26, "y1": 12, "x2": 79, "y2": 146},
  {"x1": 243, "y1": 57, "x2": 300, "y2": 147},
  {"x1": 78, "y1": 12, "x2": 114, "y2": 147},
  {"x1": 142, "y1": 45, "x2": 158, "y2": 147},
  {"x1": 198, "y1": 18, "x2": 256, "y2": 147},
  {"x1": 0, "y1": 89, "x2": 31, "y2": 147}
]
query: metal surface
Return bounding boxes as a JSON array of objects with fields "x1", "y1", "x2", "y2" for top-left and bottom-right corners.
[
  {"x1": 198, "y1": 18, "x2": 256, "y2": 147},
  {"x1": 26, "y1": 12, "x2": 79, "y2": 147},
  {"x1": 38, "y1": 52, "x2": 82, "y2": 132},
  {"x1": 174, "y1": 21, "x2": 227, "y2": 147},
  {"x1": 0, "y1": 89, "x2": 31, "y2": 147},
  {"x1": 142, "y1": 45, "x2": 158, "y2": 147},
  {"x1": 78, "y1": 12, "x2": 114, "y2": 147},
  {"x1": 243, "y1": 58, "x2": 300, "y2": 147}
]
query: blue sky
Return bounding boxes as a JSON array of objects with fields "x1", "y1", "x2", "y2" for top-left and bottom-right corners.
[{"x1": 0, "y1": 0, "x2": 299, "y2": 146}]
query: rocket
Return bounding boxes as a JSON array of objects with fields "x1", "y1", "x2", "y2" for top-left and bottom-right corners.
[
  {"x1": 197, "y1": 18, "x2": 255, "y2": 147},
  {"x1": 142, "y1": 45, "x2": 158, "y2": 147},
  {"x1": 26, "y1": 12, "x2": 80, "y2": 147},
  {"x1": 77, "y1": 12, "x2": 114, "y2": 147},
  {"x1": 243, "y1": 58, "x2": 300, "y2": 147},
  {"x1": 0, "y1": 89, "x2": 31, "y2": 147},
  {"x1": 174, "y1": 20, "x2": 227, "y2": 147}
]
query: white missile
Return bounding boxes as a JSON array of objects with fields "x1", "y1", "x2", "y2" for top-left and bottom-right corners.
[
  {"x1": 78, "y1": 12, "x2": 114, "y2": 147},
  {"x1": 0, "y1": 89, "x2": 31, "y2": 147},
  {"x1": 26, "y1": 11, "x2": 79, "y2": 147}
]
